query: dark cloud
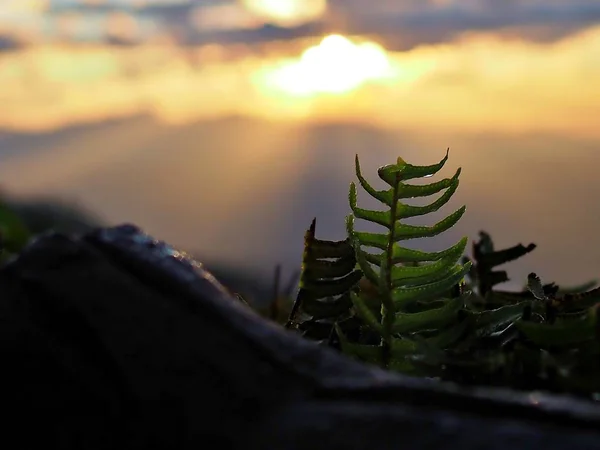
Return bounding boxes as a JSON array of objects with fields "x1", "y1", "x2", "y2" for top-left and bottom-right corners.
[
  {"x1": 332, "y1": 1, "x2": 600, "y2": 48},
  {"x1": 351, "y1": 3, "x2": 600, "y2": 29},
  {"x1": 39, "y1": 0, "x2": 600, "y2": 47},
  {"x1": 0, "y1": 34, "x2": 25, "y2": 52},
  {"x1": 165, "y1": 0, "x2": 600, "y2": 49},
  {"x1": 184, "y1": 22, "x2": 327, "y2": 46}
]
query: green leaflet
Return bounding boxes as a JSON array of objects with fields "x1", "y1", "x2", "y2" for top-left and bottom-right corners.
[
  {"x1": 516, "y1": 307, "x2": 599, "y2": 347},
  {"x1": 363, "y1": 238, "x2": 469, "y2": 265},
  {"x1": 344, "y1": 150, "x2": 471, "y2": 371},
  {"x1": 378, "y1": 149, "x2": 450, "y2": 184},
  {"x1": 391, "y1": 294, "x2": 466, "y2": 334},
  {"x1": 354, "y1": 155, "x2": 395, "y2": 206},
  {"x1": 349, "y1": 183, "x2": 391, "y2": 228},
  {"x1": 427, "y1": 318, "x2": 470, "y2": 349},
  {"x1": 390, "y1": 262, "x2": 472, "y2": 307},
  {"x1": 394, "y1": 178, "x2": 459, "y2": 219},
  {"x1": 350, "y1": 289, "x2": 382, "y2": 332},
  {"x1": 393, "y1": 207, "x2": 466, "y2": 241},
  {"x1": 354, "y1": 153, "x2": 462, "y2": 205},
  {"x1": 469, "y1": 302, "x2": 530, "y2": 338},
  {"x1": 388, "y1": 239, "x2": 467, "y2": 287},
  {"x1": 396, "y1": 170, "x2": 461, "y2": 200},
  {"x1": 351, "y1": 207, "x2": 466, "y2": 249},
  {"x1": 349, "y1": 175, "x2": 460, "y2": 225}
]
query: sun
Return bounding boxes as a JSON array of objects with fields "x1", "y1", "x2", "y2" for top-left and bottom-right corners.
[
  {"x1": 261, "y1": 34, "x2": 394, "y2": 96},
  {"x1": 240, "y1": 0, "x2": 327, "y2": 26}
]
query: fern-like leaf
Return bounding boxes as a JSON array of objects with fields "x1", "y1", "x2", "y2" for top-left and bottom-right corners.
[
  {"x1": 469, "y1": 231, "x2": 536, "y2": 296},
  {"x1": 285, "y1": 218, "x2": 362, "y2": 344},
  {"x1": 344, "y1": 150, "x2": 470, "y2": 369}
]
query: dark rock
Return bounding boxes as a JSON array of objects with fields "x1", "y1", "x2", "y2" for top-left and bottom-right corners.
[{"x1": 2, "y1": 224, "x2": 600, "y2": 449}]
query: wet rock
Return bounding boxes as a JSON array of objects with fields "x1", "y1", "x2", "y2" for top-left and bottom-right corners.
[{"x1": 1, "y1": 224, "x2": 600, "y2": 449}]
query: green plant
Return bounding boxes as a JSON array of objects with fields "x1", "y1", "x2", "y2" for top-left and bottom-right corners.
[
  {"x1": 341, "y1": 150, "x2": 472, "y2": 371},
  {"x1": 4, "y1": 156, "x2": 600, "y2": 398},
  {"x1": 286, "y1": 218, "x2": 363, "y2": 345},
  {"x1": 418, "y1": 269, "x2": 600, "y2": 396},
  {"x1": 282, "y1": 150, "x2": 600, "y2": 399},
  {"x1": 0, "y1": 201, "x2": 32, "y2": 261},
  {"x1": 0, "y1": 192, "x2": 105, "y2": 262}
]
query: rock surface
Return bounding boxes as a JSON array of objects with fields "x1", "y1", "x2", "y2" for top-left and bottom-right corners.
[{"x1": 2, "y1": 224, "x2": 600, "y2": 449}]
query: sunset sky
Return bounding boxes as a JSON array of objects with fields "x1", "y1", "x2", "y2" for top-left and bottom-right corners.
[
  {"x1": 0, "y1": 0, "x2": 599, "y2": 291},
  {"x1": 0, "y1": 0, "x2": 598, "y2": 137}
]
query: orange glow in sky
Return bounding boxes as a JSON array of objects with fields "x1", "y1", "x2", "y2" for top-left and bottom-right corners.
[
  {"x1": 0, "y1": 25, "x2": 599, "y2": 139},
  {"x1": 240, "y1": 0, "x2": 327, "y2": 27},
  {"x1": 260, "y1": 34, "x2": 395, "y2": 96}
]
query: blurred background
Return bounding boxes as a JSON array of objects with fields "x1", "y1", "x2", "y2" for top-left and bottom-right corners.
[{"x1": 0, "y1": 0, "x2": 599, "y2": 301}]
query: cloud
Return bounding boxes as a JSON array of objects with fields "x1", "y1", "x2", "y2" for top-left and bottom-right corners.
[
  {"x1": 143, "y1": 0, "x2": 600, "y2": 48},
  {"x1": 332, "y1": 1, "x2": 600, "y2": 47},
  {"x1": 3, "y1": 0, "x2": 598, "y2": 48},
  {"x1": 1, "y1": 23, "x2": 598, "y2": 140}
]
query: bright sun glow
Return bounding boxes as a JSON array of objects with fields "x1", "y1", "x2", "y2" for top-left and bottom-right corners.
[
  {"x1": 240, "y1": 0, "x2": 327, "y2": 26},
  {"x1": 1, "y1": 26, "x2": 599, "y2": 138},
  {"x1": 263, "y1": 34, "x2": 395, "y2": 96}
]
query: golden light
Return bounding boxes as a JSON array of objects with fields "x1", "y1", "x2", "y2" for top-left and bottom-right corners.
[
  {"x1": 4, "y1": 0, "x2": 48, "y2": 14},
  {"x1": 240, "y1": 0, "x2": 327, "y2": 27},
  {"x1": 261, "y1": 34, "x2": 395, "y2": 96},
  {"x1": 0, "y1": 25, "x2": 599, "y2": 139}
]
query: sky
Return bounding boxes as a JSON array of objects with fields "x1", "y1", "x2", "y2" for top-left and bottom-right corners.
[
  {"x1": 0, "y1": 1, "x2": 598, "y2": 135},
  {"x1": 0, "y1": 0, "x2": 599, "y2": 290},
  {"x1": 2, "y1": 0, "x2": 600, "y2": 45}
]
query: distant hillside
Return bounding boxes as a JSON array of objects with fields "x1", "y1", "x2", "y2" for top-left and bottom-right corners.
[
  {"x1": 0, "y1": 34, "x2": 25, "y2": 52},
  {"x1": 0, "y1": 194, "x2": 104, "y2": 235},
  {"x1": 0, "y1": 190, "x2": 285, "y2": 305}
]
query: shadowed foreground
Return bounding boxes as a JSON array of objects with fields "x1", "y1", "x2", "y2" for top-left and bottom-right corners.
[{"x1": 2, "y1": 224, "x2": 600, "y2": 449}]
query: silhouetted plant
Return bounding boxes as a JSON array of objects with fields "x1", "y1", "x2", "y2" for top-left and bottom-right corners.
[
  {"x1": 4, "y1": 154, "x2": 600, "y2": 399},
  {"x1": 462, "y1": 230, "x2": 536, "y2": 297},
  {"x1": 286, "y1": 218, "x2": 363, "y2": 346},
  {"x1": 281, "y1": 150, "x2": 600, "y2": 399}
]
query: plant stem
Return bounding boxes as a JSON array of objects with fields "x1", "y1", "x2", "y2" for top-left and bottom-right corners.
[{"x1": 380, "y1": 172, "x2": 401, "y2": 369}]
